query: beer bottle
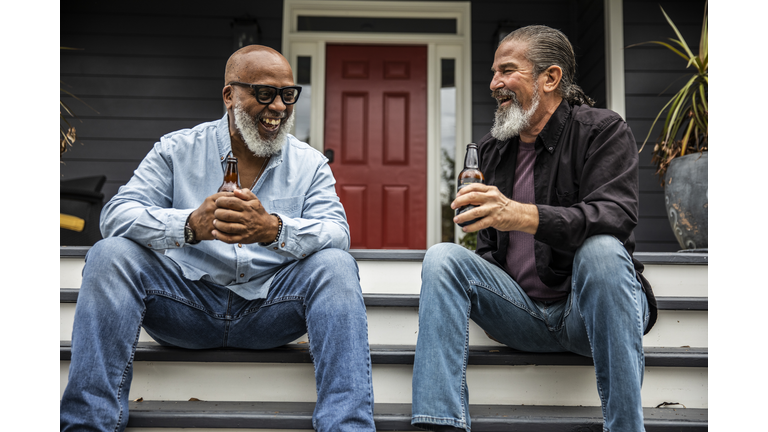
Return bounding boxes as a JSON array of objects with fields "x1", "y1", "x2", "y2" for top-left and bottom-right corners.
[
  {"x1": 455, "y1": 143, "x2": 485, "y2": 227},
  {"x1": 218, "y1": 153, "x2": 240, "y2": 192}
]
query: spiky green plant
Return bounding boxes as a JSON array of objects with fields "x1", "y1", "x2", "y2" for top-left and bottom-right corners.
[
  {"x1": 60, "y1": 47, "x2": 98, "y2": 157},
  {"x1": 629, "y1": 2, "x2": 708, "y2": 181}
]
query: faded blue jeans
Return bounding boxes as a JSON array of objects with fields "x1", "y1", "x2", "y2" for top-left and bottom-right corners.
[
  {"x1": 60, "y1": 237, "x2": 375, "y2": 432},
  {"x1": 411, "y1": 235, "x2": 649, "y2": 432}
]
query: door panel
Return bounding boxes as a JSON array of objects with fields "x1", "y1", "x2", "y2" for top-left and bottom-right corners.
[{"x1": 325, "y1": 44, "x2": 427, "y2": 249}]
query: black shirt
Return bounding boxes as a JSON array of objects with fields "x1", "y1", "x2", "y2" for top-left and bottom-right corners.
[{"x1": 475, "y1": 99, "x2": 657, "y2": 334}]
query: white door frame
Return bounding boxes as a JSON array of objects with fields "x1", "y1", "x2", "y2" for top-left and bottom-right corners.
[{"x1": 282, "y1": 0, "x2": 473, "y2": 248}]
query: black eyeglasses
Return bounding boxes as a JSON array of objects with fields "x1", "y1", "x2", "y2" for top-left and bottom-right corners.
[{"x1": 228, "y1": 82, "x2": 302, "y2": 105}]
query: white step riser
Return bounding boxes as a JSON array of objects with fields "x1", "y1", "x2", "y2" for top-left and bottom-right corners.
[
  {"x1": 61, "y1": 361, "x2": 707, "y2": 409},
  {"x1": 60, "y1": 303, "x2": 708, "y2": 348},
  {"x1": 61, "y1": 258, "x2": 709, "y2": 298}
]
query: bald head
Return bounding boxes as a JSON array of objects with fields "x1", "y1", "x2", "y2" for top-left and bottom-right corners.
[{"x1": 225, "y1": 45, "x2": 292, "y2": 85}]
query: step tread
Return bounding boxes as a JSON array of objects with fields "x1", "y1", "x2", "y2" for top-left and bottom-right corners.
[
  {"x1": 60, "y1": 341, "x2": 707, "y2": 367},
  {"x1": 59, "y1": 288, "x2": 708, "y2": 310},
  {"x1": 60, "y1": 246, "x2": 709, "y2": 265},
  {"x1": 124, "y1": 400, "x2": 708, "y2": 430}
]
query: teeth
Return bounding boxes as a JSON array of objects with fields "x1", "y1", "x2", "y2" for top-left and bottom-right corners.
[{"x1": 262, "y1": 118, "x2": 281, "y2": 126}]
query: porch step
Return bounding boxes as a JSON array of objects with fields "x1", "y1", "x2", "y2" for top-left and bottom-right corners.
[
  {"x1": 60, "y1": 289, "x2": 708, "y2": 310},
  {"x1": 60, "y1": 246, "x2": 708, "y2": 429},
  {"x1": 122, "y1": 401, "x2": 708, "y2": 431},
  {"x1": 60, "y1": 341, "x2": 707, "y2": 367}
]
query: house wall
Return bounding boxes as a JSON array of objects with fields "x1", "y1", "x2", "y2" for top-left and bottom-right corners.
[
  {"x1": 60, "y1": 1, "x2": 285, "y2": 201},
  {"x1": 60, "y1": 0, "x2": 705, "y2": 252}
]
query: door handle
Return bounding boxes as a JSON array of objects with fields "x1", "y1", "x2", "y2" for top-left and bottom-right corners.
[{"x1": 324, "y1": 149, "x2": 335, "y2": 163}]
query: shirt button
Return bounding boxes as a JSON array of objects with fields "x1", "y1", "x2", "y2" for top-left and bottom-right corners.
[
  {"x1": 273, "y1": 247, "x2": 278, "y2": 250},
  {"x1": 147, "y1": 244, "x2": 152, "y2": 248},
  {"x1": 221, "y1": 156, "x2": 224, "y2": 160},
  {"x1": 281, "y1": 242, "x2": 286, "y2": 248},
  {"x1": 302, "y1": 254, "x2": 306, "y2": 257},
  {"x1": 238, "y1": 244, "x2": 243, "y2": 248},
  {"x1": 240, "y1": 273, "x2": 245, "y2": 278},
  {"x1": 548, "y1": 147, "x2": 554, "y2": 151},
  {"x1": 175, "y1": 241, "x2": 180, "y2": 247}
]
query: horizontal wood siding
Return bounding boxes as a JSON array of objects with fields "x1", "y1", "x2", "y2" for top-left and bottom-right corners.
[
  {"x1": 60, "y1": 1, "x2": 284, "y2": 200},
  {"x1": 624, "y1": 0, "x2": 707, "y2": 251},
  {"x1": 61, "y1": 0, "x2": 696, "y2": 251}
]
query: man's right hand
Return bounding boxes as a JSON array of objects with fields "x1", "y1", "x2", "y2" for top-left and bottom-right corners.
[{"x1": 187, "y1": 192, "x2": 235, "y2": 241}]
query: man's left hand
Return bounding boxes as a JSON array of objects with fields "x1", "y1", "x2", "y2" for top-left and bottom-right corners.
[
  {"x1": 211, "y1": 188, "x2": 279, "y2": 244},
  {"x1": 451, "y1": 183, "x2": 539, "y2": 234}
]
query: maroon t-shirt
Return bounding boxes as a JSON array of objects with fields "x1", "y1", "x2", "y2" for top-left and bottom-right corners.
[{"x1": 505, "y1": 140, "x2": 565, "y2": 301}]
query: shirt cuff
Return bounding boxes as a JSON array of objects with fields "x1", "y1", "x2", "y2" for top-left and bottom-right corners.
[
  {"x1": 168, "y1": 209, "x2": 193, "y2": 249},
  {"x1": 533, "y1": 204, "x2": 564, "y2": 246}
]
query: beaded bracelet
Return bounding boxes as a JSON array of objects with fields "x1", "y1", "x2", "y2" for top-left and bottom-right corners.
[{"x1": 260, "y1": 213, "x2": 283, "y2": 246}]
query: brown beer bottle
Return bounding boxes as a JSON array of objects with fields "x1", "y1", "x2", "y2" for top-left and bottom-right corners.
[
  {"x1": 455, "y1": 143, "x2": 485, "y2": 227},
  {"x1": 218, "y1": 153, "x2": 241, "y2": 192}
]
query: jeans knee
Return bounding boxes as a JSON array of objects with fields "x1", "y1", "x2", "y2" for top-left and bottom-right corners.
[
  {"x1": 574, "y1": 235, "x2": 628, "y2": 274},
  {"x1": 423, "y1": 243, "x2": 467, "y2": 275},
  {"x1": 85, "y1": 237, "x2": 147, "y2": 270},
  {"x1": 572, "y1": 235, "x2": 638, "y2": 300}
]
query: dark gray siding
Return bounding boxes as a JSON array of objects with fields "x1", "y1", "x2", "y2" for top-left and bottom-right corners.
[
  {"x1": 61, "y1": 0, "x2": 700, "y2": 251},
  {"x1": 624, "y1": 0, "x2": 707, "y2": 251},
  {"x1": 60, "y1": 1, "x2": 284, "y2": 200}
]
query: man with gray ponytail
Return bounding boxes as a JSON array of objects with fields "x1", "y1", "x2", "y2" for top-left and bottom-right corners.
[{"x1": 412, "y1": 25, "x2": 656, "y2": 432}]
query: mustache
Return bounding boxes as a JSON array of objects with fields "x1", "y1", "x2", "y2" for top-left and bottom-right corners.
[
  {"x1": 491, "y1": 88, "x2": 518, "y2": 104},
  {"x1": 259, "y1": 109, "x2": 286, "y2": 120}
]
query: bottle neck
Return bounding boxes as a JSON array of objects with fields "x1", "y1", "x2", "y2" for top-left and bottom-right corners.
[{"x1": 464, "y1": 147, "x2": 479, "y2": 169}]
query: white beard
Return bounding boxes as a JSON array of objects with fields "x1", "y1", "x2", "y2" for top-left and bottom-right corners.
[
  {"x1": 233, "y1": 104, "x2": 295, "y2": 157},
  {"x1": 490, "y1": 84, "x2": 540, "y2": 141}
]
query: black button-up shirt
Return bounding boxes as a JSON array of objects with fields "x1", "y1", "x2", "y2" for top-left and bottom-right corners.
[{"x1": 475, "y1": 99, "x2": 657, "y2": 333}]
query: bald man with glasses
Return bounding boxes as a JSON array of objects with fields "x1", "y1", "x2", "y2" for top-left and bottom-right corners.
[{"x1": 61, "y1": 45, "x2": 376, "y2": 432}]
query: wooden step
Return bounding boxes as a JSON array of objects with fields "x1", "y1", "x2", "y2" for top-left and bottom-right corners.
[
  {"x1": 121, "y1": 400, "x2": 707, "y2": 431},
  {"x1": 60, "y1": 341, "x2": 707, "y2": 368}
]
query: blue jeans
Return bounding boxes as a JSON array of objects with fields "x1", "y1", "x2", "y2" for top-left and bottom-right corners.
[
  {"x1": 411, "y1": 235, "x2": 649, "y2": 432},
  {"x1": 60, "y1": 237, "x2": 375, "y2": 432}
]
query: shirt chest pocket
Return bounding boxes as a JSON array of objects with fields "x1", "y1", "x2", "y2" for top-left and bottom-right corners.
[
  {"x1": 555, "y1": 187, "x2": 579, "y2": 207},
  {"x1": 267, "y1": 196, "x2": 304, "y2": 217}
]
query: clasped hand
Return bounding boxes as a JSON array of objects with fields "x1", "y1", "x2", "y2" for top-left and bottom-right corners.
[
  {"x1": 189, "y1": 188, "x2": 278, "y2": 244},
  {"x1": 451, "y1": 183, "x2": 539, "y2": 234}
]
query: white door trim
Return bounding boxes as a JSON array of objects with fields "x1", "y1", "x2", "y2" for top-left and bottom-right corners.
[
  {"x1": 282, "y1": 0, "x2": 473, "y2": 248},
  {"x1": 604, "y1": 0, "x2": 626, "y2": 119}
]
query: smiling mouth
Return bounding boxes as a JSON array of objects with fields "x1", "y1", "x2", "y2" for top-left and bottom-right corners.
[{"x1": 260, "y1": 117, "x2": 282, "y2": 132}]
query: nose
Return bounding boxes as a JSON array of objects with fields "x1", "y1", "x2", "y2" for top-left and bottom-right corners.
[
  {"x1": 268, "y1": 95, "x2": 287, "y2": 112},
  {"x1": 490, "y1": 72, "x2": 504, "y2": 91}
]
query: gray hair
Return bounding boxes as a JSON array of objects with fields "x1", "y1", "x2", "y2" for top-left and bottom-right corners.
[{"x1": 500, "y1": 25, "x2": 595, "y2": 106}]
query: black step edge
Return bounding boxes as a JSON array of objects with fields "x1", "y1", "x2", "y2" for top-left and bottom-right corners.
[
  {"x1": 61, "y1": 246, "x2": 708, "y2": 265},
  {"x1": 123, "y1": 401, "x2": 708, "y2": 431},
  {"x1": 60, "y1": 341, "x2": 707, "y2": 367},
  {"x1": 60, "y1": 289, "x2": 708, "y2": 311}
]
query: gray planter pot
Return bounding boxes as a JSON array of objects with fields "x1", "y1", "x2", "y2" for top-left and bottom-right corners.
[{"x1": 663, "y1": 151, "x2": 708, "y2": 250}]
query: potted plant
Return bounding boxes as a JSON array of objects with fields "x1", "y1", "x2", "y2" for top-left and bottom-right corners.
[{"x1": 630, "y1": 2, "x2": 708, "y2": 250}]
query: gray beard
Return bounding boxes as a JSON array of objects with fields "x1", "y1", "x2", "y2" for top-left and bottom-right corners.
[
  {"x1": 490, "y1": 85, "x2": 540, "y2": 141},
  {"x1": 233, "y1": 104, "x2": 294, "y2": 157}
]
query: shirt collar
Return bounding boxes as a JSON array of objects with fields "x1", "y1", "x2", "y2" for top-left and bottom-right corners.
[
  {"x1": 536, "y1": 99, "x2": 572, "y2": 154},
  {"x1": 216, "y1": 113, "x2": 232, "y2": 163}
]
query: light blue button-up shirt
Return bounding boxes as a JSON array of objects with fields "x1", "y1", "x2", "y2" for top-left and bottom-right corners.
[{"x1": 100, "y1": 114, "x2": 350, "y2": 300}]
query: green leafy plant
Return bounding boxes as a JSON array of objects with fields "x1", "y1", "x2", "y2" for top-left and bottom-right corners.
[{"x1": 629, "y1": 2, "x2": 708, "y2": 181}]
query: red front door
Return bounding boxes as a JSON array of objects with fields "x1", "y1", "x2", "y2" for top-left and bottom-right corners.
[{"x1": 324, "y1": 44, "x2": 427, "y2": 249}]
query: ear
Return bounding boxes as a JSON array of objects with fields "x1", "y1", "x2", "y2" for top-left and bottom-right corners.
[
  {"x1": 540, "y1": 65, "x2": 562, "y2": 94},
  {"x1": 223, "y1": 85, "x2": 234, "y2": 110}
]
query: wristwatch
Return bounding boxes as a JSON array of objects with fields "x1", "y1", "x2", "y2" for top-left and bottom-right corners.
[{"x1": 185, "y1": 215, "x2": 200, "y2": 245}]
